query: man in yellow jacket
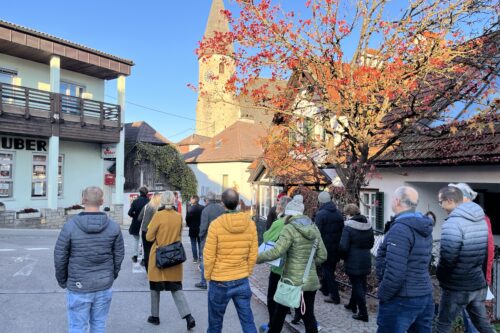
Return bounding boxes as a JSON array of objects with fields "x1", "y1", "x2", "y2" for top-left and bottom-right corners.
[{"x1": 204, "y1": 189, "x2": 258, "y2": 333}]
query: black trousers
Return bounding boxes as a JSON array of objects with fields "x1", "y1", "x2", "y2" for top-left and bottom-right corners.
[
  {"x1": 321, "y1": 259, "x2": 340, "y2": 301},
  {"x1": 268, "y1": 290, "x2": 318, "y2": 333},
  {"x1": 348, "y1": 274, "x2": 368, "y2": 316},
  {"x1": 267, "y1": 271, "x2": 281, "y2": 322},
  {"x1": 141, "y1": 230, "x2": 153, "y2": 272}
]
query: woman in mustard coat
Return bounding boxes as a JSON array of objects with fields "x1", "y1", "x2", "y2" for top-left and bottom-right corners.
[{"x1": 146, "y1": 191, "x2": 195, "y2": 330}]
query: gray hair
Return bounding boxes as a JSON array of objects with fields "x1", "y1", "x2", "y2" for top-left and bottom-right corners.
[
  {"x1": 394, "y1": 186, "x2": 419, "y2": 209},
  {"x1": 82, "y1": 186, "x2": 103, "y2": 207},
  {"x1": 448, "y1": 183, "x2": 477, "y2": 200},
  {"x1": 161, "y1": 191, "x2": 175, "y2": 208}
]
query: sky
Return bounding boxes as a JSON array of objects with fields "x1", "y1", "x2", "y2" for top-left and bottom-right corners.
[{"x1": 2, "y1": 0, "x2": 220, "y2": 141}]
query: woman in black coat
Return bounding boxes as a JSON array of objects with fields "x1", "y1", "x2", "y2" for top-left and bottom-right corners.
[
  {"x1": 128, "y1": 187, "x2": 149, "y2": 263},
  {"x1": 339, "y1": 204, "x2": 374, "y2": 322}
]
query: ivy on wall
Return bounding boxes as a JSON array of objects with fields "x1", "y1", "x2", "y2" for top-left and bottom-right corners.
[{"x1": 134, "y1": 142, "x2": 197, "y2": 200}]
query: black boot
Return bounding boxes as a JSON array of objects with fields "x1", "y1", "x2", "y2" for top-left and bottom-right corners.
[
  {"x1": 291, "y1": 313, "x2": 301, "y2": 325},
  {"x1": 147, "y1": 316, "x2": 160, "y2": 325},
  {"x1": 352, "y1": 313, "x2": 369, "y2": 322},
  {"x1": 344, "y1": 304, "x2": 357, "y2": 313},
  {"x1": 184, "y1": 314, "x2": 196, "y2": 330}
]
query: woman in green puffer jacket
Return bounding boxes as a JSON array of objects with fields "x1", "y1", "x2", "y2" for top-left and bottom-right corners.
[{"x1": 257, "y1": 195, "x2": 327, "y2": 333}]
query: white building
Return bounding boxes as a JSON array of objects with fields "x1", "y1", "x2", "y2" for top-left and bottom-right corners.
[{"x1": 0, "y1": 20, "x2": 133, "y2": 226}]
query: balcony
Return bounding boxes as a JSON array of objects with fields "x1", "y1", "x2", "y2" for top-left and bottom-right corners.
[{"x1": 0, "y1": 82, "x2": 121, "y2": 143}]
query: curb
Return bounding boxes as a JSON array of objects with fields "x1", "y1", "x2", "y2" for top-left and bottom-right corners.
[{"x1": 249, "y1": 280, "x2": 301, "y2": 333}]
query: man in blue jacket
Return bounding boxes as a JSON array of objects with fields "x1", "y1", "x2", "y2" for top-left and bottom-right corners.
[
  {"x1": 435, "y1": 186, "x2": 495, "y2": 333},
  {"x1": 54, "y1": 186, "x2": 124, "y2": 333},
  {"x1": 376, "y1": 186, "x2": 434, "y2": 332}
]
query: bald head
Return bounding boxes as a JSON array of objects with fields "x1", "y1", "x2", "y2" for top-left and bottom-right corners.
[
  {"x1": 392, "y1": 186, "x2": 419, "y2": 214},
  {"x1": 82, "y1": 186, "x2": 104, "y2": 210},
  {"x1": 222, "y1": 189, "x2": 239, "y2": 210}
]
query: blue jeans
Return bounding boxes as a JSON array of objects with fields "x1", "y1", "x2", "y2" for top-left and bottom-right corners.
[
  {"x1": 377, "y1": 294, "x2": 434, "y2": 333},
  {"x1": 190, "y1": 236, "x2": 201, "y2": 261},
  {"x1": 200, "y1": 258, "x2": 207, "y2": 286},
  {"x1": 436, "y1": 288, "x2": 495, "y2": 333},
  {"x1": 67, "y1": 288, "x2": 113, "y2": 333},
  {"x1": 464, "y1": 309, "x2": 480, "y2": 333},
  {"x1": 208, "y1": 278, "x2": 256, "y2": 333}
]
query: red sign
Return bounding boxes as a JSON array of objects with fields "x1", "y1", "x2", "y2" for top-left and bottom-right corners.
[{"x1": 104, "y1": 173, "x2": 115, "y2": 185}]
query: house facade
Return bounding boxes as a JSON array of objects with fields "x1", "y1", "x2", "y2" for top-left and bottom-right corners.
[
  {"x1": 364, "y1": 122, "x2": 500, "y2": 239},
  {"x1": 0, "y1": 20, "x2": 133, "y2": 227},
  {"x1": 185, "y1": 120, "x2": 267, "y2": 204}
]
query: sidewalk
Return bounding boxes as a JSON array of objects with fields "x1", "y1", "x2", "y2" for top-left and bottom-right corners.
[{"x1": 249, "y1": 263, "x2": 378, "y2": 333}]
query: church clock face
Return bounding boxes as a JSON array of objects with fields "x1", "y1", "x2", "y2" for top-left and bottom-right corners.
[{"x1": 204, "y1": 70, "x2": 215, "y2": 82}]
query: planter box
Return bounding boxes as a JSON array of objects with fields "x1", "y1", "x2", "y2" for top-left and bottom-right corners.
[
  {"x1": 16, "y1": 212, "x2": 41, "y2": 219},
  {"x1": 65, "y1": 209, "x2": 84, "y2": 215}
]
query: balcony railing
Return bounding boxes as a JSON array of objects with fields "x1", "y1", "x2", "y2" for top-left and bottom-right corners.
[{"x1": 0, "y1": 82, "x2": 120, "y2": 124}]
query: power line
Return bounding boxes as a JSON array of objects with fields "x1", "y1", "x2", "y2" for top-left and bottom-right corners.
[{"x1": 105, "y1": 94, "x2": 212, "y2": 124}]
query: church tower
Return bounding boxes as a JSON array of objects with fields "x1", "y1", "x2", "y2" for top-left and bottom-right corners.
[{"x1": 195, "y1": 0, "x2": 240, "y2": 138}]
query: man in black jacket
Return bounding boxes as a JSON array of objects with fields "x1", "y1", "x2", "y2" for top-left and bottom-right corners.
[
  {"x1": 128, "y1": 186, "x2": 149, "y2": 262},
  {"x1": 315, "y1": 191, "x2": 344, "y2": 304},
  {"x1": 186, "y1": 195, "x2": 204, "y2": 264},
  {"x1": 54, "y1": 186, "x2": 124, "y2": 332}
]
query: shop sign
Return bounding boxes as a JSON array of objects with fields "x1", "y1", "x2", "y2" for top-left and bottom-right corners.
[
  {"x1": 0, "y1": 136, "x2": 47, "y2": 151},
  {"x1": 101, "y1": 144, "x2": 117, "y2": 159}
]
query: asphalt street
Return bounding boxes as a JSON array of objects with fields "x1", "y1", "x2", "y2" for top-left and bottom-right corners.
[{"x1": 0, "y1": 228, "x2": 288, "y2": 333}]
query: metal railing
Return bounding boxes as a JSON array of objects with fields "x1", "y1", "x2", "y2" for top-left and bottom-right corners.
[{"x1": 0, "y1": 82, "x2": 120, "y2": 122}]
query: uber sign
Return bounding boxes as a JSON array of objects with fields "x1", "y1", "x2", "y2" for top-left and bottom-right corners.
[{"x1": 0, "y1": 137, "x2": 47, "y2": 151}]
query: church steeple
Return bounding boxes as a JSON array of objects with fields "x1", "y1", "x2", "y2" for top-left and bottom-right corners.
[{"x1": 203, "y1": 0, "x2": 234, "y2": 54}]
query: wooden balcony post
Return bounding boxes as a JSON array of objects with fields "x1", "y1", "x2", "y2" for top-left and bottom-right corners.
[
  {"x1": 0, "y1": 84, "x2": 3, "y2": 116},
  {"x1": 79, "y1": 98, "x2": 85, "y2": 127},
  {"x1": 24, "y1": 87, "x2": 30, "y2": 119},
  {"x1": 99, "y1": 102, "x2": 105, "y2": 129}
]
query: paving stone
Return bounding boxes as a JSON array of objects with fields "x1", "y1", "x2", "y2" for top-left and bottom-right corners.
[{"x1": 250, "y1": 262, "x2": 378, "y2": 333}]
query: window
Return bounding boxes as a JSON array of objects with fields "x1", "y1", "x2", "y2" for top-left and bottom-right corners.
[
  {"x1": 60, "y1": 81, "x2": 85, "y2": 98},
  {"x1": 32, "y1": 154, "x2": 64, "y2": 197},
  {"x1": 259, "y1": 186, "x2": 271, "y2": 218},
  {"x1": 219, "y1": 62, "x2": 225, "y2": 74},
  {"x1": 361, "y1": 190, "x2": 384, "y2": 232},
  {"x1": 222, "y1": 174, "x2": 229, "y2": 191},
  {"x1": 0, "y1": 152, "x2": 14, "y2": 198},
  {"x1": 0, "y1": 68, "x2": 16, "y2": 84}
]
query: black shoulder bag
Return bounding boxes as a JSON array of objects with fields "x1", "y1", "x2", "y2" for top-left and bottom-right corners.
[{"x1": 155, "y1": 240, "x2": 186, "y2": 269}]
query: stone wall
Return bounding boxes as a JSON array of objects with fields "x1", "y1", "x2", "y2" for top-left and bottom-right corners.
[{"x1": 0, "y1": 204, "x2": 125, "y2": 229}]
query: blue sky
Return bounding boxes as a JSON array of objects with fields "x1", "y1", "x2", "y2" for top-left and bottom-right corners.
[{"x1": 2, "y1": 0, "x2": 218, "y2": 141}]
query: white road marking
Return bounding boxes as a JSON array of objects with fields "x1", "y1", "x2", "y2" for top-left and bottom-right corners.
[
  {"x1": 25, "y1": 248, "x2": 50, "y2": 251},
  {"x1": 0, "y1": 249, "x2": 15, "y2": 252},
  {"x1": 132, "y1": 263, "x2": 146, "y2": 274},
  {"x1": 13, "y1": 261, "x2": 36, "y2": 277}
]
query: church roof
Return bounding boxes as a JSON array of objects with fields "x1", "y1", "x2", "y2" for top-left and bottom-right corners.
[
  {"x1": 202, "y1": 0, "x2": 234, "y2": 55},
  {"x1": 184, "y1": 120, "x2": 267, "y2": 163}
]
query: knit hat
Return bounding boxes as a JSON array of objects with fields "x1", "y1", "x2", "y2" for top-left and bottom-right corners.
[
  {"x1": 449, "y1": 183, "x2": 477, "y2": 200},
  {"x1": 318, "y1": 191, "x2": 331, "y2": 204},
  {"x1": 285, "y1": 195, "x2": 305, "y2": 216}
]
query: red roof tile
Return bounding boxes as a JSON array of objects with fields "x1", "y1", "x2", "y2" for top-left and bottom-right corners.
[{"x1": 184, "y1": 121, "x2": 267, "y2": 163}]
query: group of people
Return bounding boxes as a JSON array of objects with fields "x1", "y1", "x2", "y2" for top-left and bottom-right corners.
[
  {"x1": 53, "y1": 181, "x2": 495, "y2": 333},
  {"x1": 375, "y1": 184, "x2": 495, "y2": 333}
]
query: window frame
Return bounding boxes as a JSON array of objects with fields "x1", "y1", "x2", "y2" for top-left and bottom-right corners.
[
  {"x1": 222, "y1": 174, "x2": 229, "y2": 192},
  {"x1": 0, "y1": 151, "x2": 14, "y2": 198},
  {"x1": 31, "y1": 153, "x2": 64, "y2": 198},
  {"x1": 360, "y1": 190, "x2": 378, "y2": 231},
  {"x1": 60, "y1": 80, "x2": 86, "y2": 98}
]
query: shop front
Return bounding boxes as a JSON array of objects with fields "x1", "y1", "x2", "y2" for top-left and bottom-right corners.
[{"x1": 0, "y1": 135, "x2": 121, "y2": 228}]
